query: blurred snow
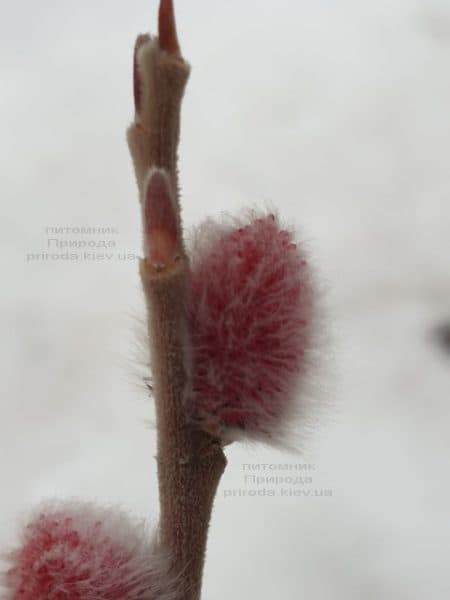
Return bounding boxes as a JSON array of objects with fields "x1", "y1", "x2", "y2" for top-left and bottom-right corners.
[{"x1": 1, "y1": 1, "x2": 449, "y2": 598}]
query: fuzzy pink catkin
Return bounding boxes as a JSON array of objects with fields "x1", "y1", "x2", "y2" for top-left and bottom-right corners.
[
  {"x1": 187, "y1": 212, "x2": 317, "y2": 444},
  {"x1": 2, "y1": 501, "x2": 172, "y2": 600}
]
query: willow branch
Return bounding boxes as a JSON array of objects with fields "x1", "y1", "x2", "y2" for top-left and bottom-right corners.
[{"x1": 127, "y1": 3, "x2": 227, "y2": 599}]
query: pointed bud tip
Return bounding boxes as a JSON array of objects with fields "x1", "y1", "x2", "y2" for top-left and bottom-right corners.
[{"x1": 158, "y1": 0, "x2": 181, "y2": 56}]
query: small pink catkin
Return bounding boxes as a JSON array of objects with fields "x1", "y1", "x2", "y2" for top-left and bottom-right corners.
[
  {"x1": 187, "y1": 211, "x2": 318, "y2": 445},
  {"x1": 1, "y1": 501, "x2": 173, "y2": 600}
]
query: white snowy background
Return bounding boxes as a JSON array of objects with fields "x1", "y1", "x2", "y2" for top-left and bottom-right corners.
[{"x1": 1, "y1": 0, "x2": 450, "y2": 598}]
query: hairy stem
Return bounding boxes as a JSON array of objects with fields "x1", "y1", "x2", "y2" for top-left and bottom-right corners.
[
  {"x1": 140, "y1": 260, "x2": 226, "y2": 600},
  {"x1": 128, "y1": 3, "x2": 227, "y2": 599}
]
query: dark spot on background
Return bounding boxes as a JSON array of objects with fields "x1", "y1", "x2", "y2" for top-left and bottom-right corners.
[{"x1": 432, "y1": 322, "x2": 450, "y2": 355}]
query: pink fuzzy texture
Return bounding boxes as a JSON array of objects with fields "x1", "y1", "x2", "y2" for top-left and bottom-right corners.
[
  {"x1": 187, "y1": 212, "x2": 316, "y2": 443},
  {"x1": 2, "y1": 501, "x2": 172, "y2": 600}
]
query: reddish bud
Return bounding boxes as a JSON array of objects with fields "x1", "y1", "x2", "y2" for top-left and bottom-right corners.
[
  {"x1": 158, "y1": 0, "x2": 181, "y2": 56},
  {"x1": 144, "y1": 169, "x2": 179, "y2": 270}
]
